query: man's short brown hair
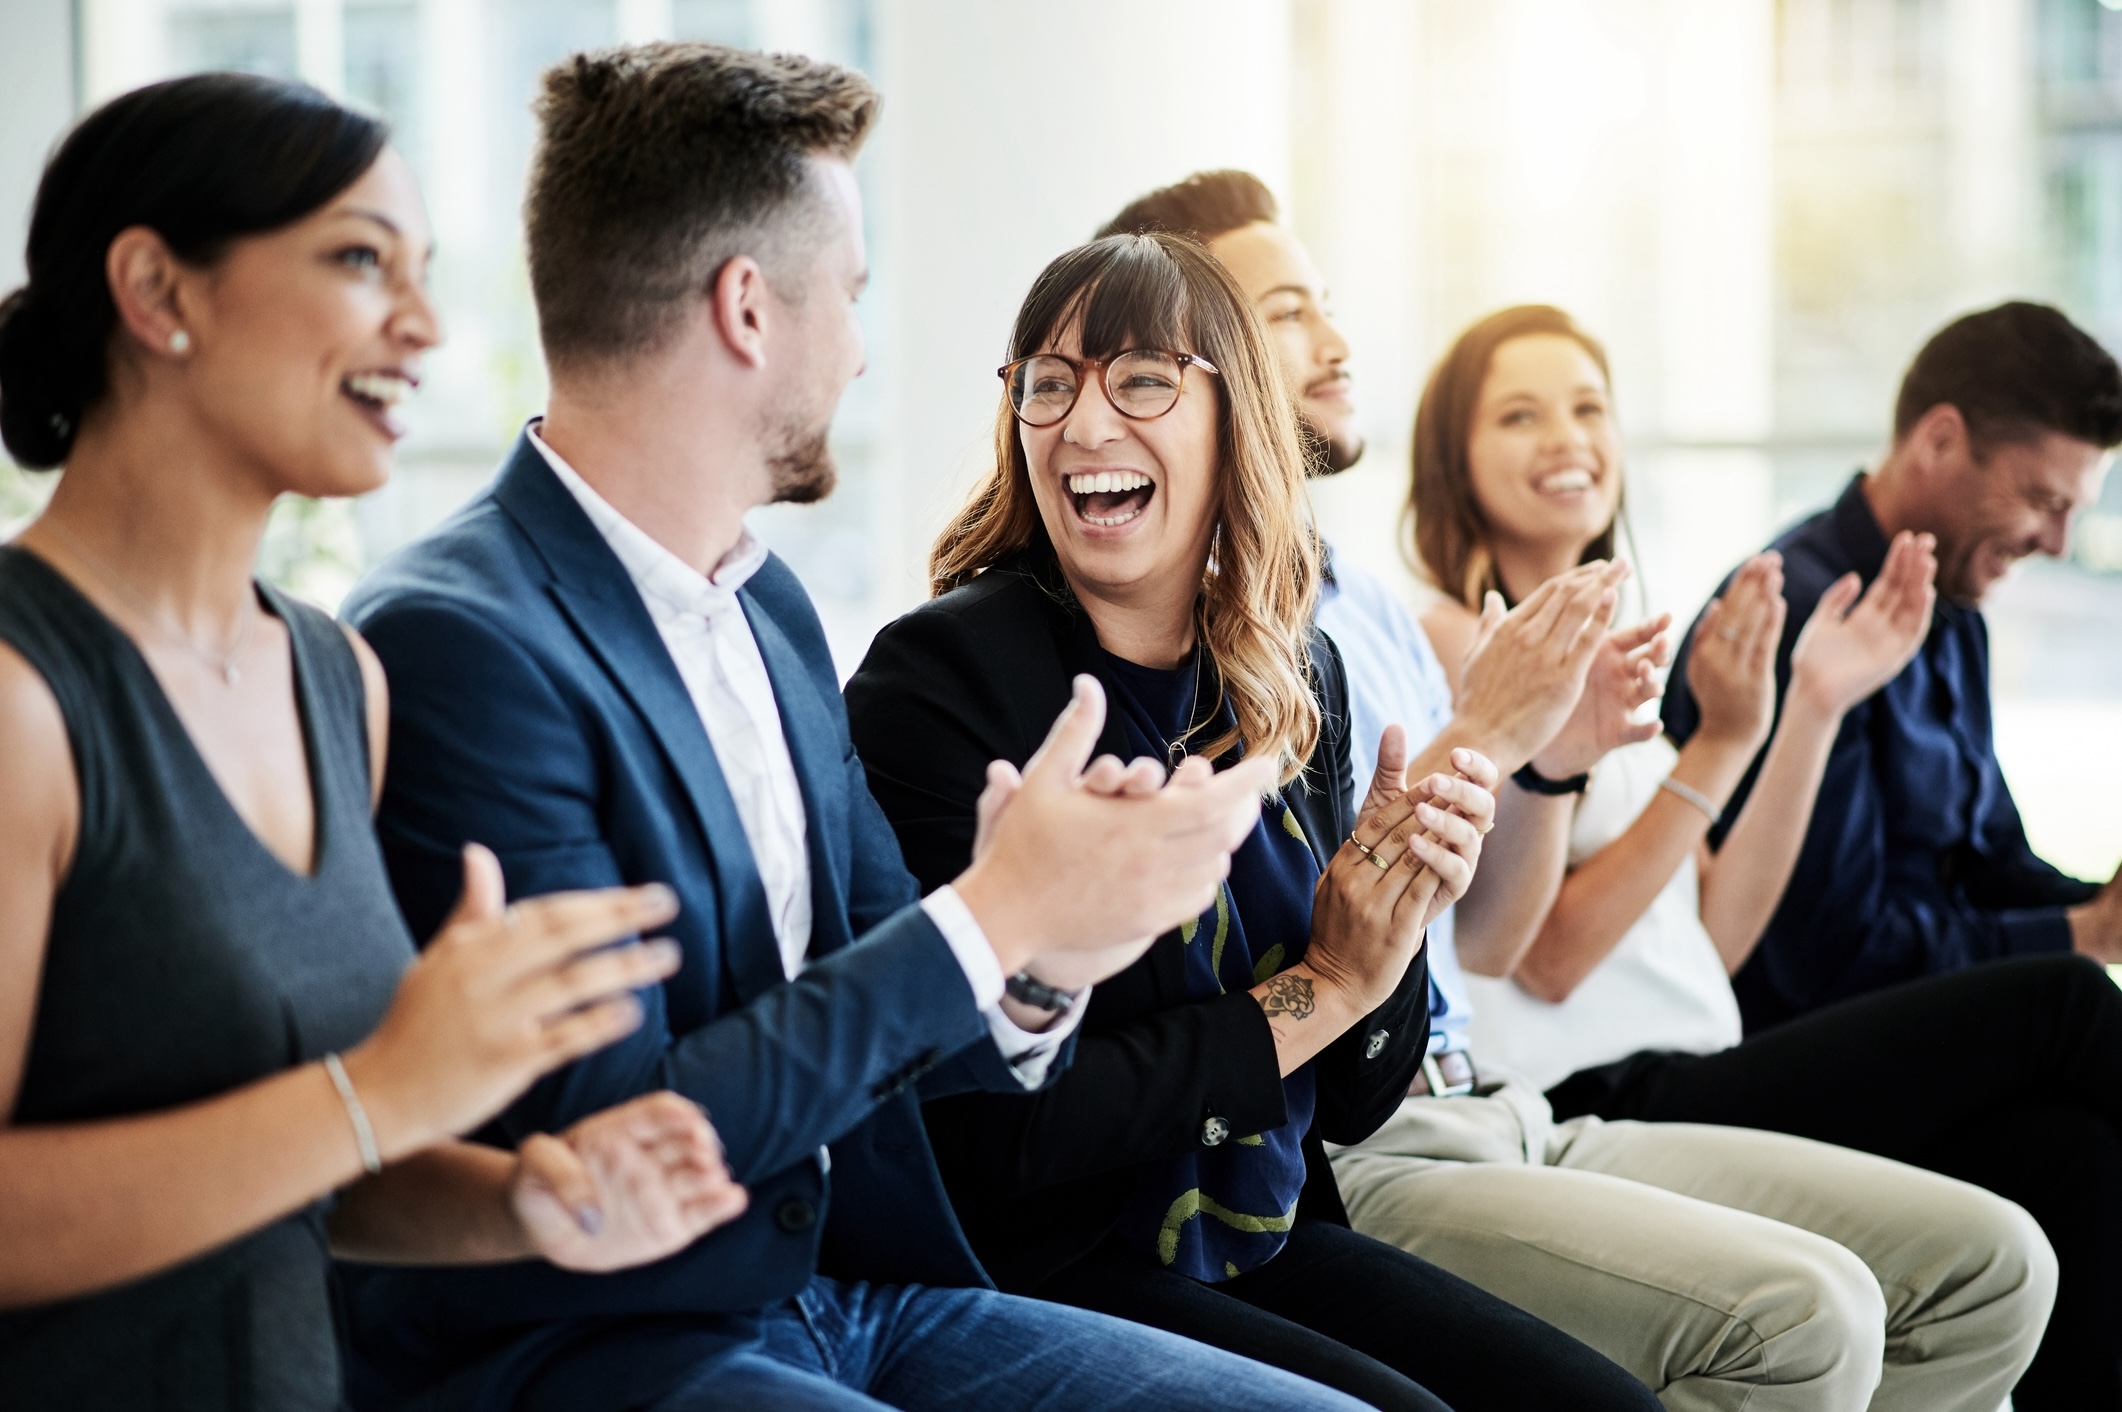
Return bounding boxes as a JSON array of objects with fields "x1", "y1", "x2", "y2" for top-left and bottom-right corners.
[
  {"x1": 526, "y1": 42, "x2": 878, "y2": 370},
  {"x1": 1097, "y1": 170, "x2": 1278, "y2": 245},
  {"x1": 1893, "y1": 301, "x2": 2122, "y2": 455}
]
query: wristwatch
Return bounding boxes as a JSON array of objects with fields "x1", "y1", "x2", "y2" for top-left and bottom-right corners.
[
  {"x1": 1512, "y1": 761, "x2": 1590, "y2": 796},
  {"x1": 1005, "y1": 970, "x2": 1085, "y2": 1013}
]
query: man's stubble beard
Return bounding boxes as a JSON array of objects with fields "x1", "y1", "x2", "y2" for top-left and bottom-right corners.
[{"x1": 766, "y1": 413, "x2": 838, "y2": 506}]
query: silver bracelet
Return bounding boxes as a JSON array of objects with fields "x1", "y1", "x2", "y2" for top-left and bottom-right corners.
[
  {"x1": 322, "y1": 1052, "x2": 383, "y2": 1176},
  {"x1": 1658, "y1": 775, "x2": 1721, "y2": 824}
]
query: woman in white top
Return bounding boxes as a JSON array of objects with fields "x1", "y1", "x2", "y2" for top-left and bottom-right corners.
[
  {"x1": 1418, "y1": 304, "x2": 2122, "y2": 1409},
  {"x1": 1327, "y1": 297, "x2": 2066, "y2": 1412},
  {"x1": 1414, "y1": 307, "x2": 1937, "y2": 1080}
]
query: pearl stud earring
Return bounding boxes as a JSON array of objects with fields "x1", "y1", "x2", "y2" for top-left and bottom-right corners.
[{"x1": 169, "y1": 329, "x2": 191, "y2": 354}]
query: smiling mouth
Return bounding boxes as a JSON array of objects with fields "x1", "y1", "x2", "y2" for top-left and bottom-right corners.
[
  {"x1": 1066, "y1": 470, "x2": 1154, "y2": 528},
  {"x1": 341, "y1": 371, "x2": 415, "y2": 436},
  {"x1": 1534, "y1": 468, "x2": 1595, "y2": 495}
]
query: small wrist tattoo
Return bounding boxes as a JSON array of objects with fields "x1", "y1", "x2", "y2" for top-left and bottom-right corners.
[{"x1": 1258, "y1": 972, "x2": 1316, "y2": 1020}]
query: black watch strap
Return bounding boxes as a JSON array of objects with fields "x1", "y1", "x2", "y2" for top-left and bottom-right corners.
[
  {"x1": 1005, "y1": 970, "x2": 1084, "y2": 1013},
  {"x1": 1512, "y1": 761, "x2": 1590, "y2": 796}
]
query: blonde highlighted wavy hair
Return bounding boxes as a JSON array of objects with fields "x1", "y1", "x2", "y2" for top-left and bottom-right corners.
[{"x1": 930, "y1": 232, "x2": 1321, "y2": 787}]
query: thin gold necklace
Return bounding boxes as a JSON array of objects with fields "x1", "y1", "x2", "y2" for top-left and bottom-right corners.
[
  {"x1": 1167, "y1": 642, "x2": 1208, "y2": 768},
  {"x1": 42, "y1": 516, "x2": 258, "y2": 686}
]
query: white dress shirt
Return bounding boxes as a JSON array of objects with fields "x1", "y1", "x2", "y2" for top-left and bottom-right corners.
[{"x1": 530, "y1": 427, "x2": 1080, "y2": 1084}]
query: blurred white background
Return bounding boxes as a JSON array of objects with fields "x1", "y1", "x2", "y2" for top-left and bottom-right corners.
[{"x1": 2, "y1": 0, "x2": 2119, "y2": 883}]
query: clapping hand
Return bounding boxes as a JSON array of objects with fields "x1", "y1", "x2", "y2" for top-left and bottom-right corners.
[
  {"x1": 2069, "y1": 863, "x2": 2122, "y2": 963},
  {"x1": 1788, "y1": 531, "x2": 1937, "y2": 716},
  {"x1": 1405, "y1": 745, "x2": 1499, "y2": 927},
  {"x1": 339, "y1": 847, "x2": 686, "y2": 1165},
  {"x1": 976, "y1": 749, "x2": 1212, "y2": 994},
  {"x1": 959, "y1": 677, "x2": 1274, "y2": 994},
  {"x1": 1304, "y1": 731, "x2": 1497, "y2": 1013},
  {"x1": 1455, "y1": 560, "x2": 1628, "y2": 775},
  {"x1": 1531, "y1": 615, "x2": 1671, "y2": 780},
  {"x1": 511, "y1": 1091, "x2": 748, "y2": 1273},
  {"x1": 1686, "y1": 554, "x2": 1788, "y2": 751},
  {"x1": 1366, "y1": 722, "x2": 1499, "y2": 919}
]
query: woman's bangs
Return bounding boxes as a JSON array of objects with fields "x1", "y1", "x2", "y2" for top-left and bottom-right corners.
[
  {"x1": 1073, "y1": 247, "x2": 1192, "y2": 360},
  {"x1": 1015, "y1": 235, "x2": 1195, "y2": 361}
]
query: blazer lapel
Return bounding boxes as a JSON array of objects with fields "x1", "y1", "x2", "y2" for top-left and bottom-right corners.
[
  {"x1": 742, "y1": 593, "x2": 853, "y2": 960},
  {"x1": 491, "y1": 437, "x2": 783, "y2": 1005}
]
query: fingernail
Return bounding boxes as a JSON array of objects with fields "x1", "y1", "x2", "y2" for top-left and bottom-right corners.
[
  {"x1": 575, "y1": 1203, "x2": 604, "y2": 1235},
  {"x1": 639, "y1": 883, "x2": 678, "y2": 912}
]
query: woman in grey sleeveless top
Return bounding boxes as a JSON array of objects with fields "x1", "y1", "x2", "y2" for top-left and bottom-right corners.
[{"x1": 0, "y1": 75, "x2": 748, "y2": 1409}]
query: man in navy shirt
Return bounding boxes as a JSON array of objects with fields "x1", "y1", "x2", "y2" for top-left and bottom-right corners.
[{"x1": 1666, "y1": 301, "x2": 2122, "y2": 1034}]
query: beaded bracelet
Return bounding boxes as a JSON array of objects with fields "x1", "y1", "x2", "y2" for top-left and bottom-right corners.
[
  {"x1": 1659, "y1": 774, "x2": 1721, "y2": 824},
  {"x1": 323, "y1": 1052, "x2": 383, "y2": 1176}
]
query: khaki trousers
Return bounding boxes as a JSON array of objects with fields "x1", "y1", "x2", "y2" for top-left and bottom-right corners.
[{"x1": 1330, "y1": 1081, "x2": 2056, "y2": 1412}]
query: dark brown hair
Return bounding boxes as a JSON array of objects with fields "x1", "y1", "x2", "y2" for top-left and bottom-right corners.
[
  {"x1": 1893, "y1": 300, "x2": 2122, "y2": 455},
  {"x1": 1410, "y1": 305, "x2": 1616, "y2": 609},
  {"x1": 931, "y1": 232, "x2": 1321, "y2": 785},
  {"x1": 524, "y1": 42, "x2": 878, "y2": 371},
  {"x1": 0, "y1": 74, "x2": 386, "y2": 468},
  {"x1": 1098, "y1": 169, "x2": 1278, "y2": 244}
]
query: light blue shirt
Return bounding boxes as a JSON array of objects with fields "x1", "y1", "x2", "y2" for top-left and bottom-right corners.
[{"x1": 1315, "y1": 548, "x2": 1472, "y2": 1053}]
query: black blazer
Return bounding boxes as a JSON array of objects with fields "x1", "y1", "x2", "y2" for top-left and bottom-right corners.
[{"x1": 844, "y1": 549, "x2": 1430, "y2": 1293}]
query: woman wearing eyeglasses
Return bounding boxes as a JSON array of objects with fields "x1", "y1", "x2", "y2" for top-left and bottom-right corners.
[{"x1": 842, "y1": 233, "x2": 1662, "y2": 1412}]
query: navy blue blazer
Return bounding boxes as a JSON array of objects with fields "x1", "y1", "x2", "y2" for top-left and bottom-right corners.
[
  {"x1": 339, "y1": 433, "x2": 1042, "y2": 1410},
  {"x1": 1665, "y1": 474, "x2": 2097, "y2": 1032}
]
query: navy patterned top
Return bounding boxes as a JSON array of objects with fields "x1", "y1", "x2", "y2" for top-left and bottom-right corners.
[{"x1": 1095, "y1": 645, "x2": 1321, "y2": 1282}]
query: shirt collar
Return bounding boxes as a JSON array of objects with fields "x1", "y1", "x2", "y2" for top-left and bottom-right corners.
[
  {"x1": 1828, "y1": 471, "x2": 1892, "y2": 582},
  {"x1": 1828, "y1": 468, "x2": 1963, "y2": 629},
  {"x1": 527, "y1": 420, "x2": 768, "y2": 617}
]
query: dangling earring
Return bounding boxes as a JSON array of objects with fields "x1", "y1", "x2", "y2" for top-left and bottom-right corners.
[{"x1": 168, "y1": 329, "x2": 191, "y2": 354}]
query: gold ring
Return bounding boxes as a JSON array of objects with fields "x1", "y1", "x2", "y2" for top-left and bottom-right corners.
[
  {"x1": 1348, "y1": 835, "x2": 1375, "y2": 857},
  {"x1": 1367, "y1": 850, "x2": 1392, "y2": 871}
]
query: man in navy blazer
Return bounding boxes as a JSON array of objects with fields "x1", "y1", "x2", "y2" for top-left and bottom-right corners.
[{"x1": 338, "y1": 41, "x2": 1361, "y2": 1412}]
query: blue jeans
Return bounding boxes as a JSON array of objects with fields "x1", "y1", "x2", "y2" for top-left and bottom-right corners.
[{"x1": 645, "y1": 1275, "x2": 1369, "y2": 1411}]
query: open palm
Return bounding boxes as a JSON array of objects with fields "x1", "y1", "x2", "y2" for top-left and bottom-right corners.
[
  {"x1": 1789, "y1": 530, "x2": 1938, "y2": 717},
  {"x1": 1533, "y1": 615, "x2": 1669, "y2": 778}
]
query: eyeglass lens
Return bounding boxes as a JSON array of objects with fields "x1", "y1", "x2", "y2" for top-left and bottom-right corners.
[{"x1": 1007, "y1": 352, "x2": 1190, "y2": 426}]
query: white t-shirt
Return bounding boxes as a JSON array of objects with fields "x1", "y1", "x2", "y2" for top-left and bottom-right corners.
[{"x1": 1463, "y1": 735, "x2": 1742, "y2": 1091}]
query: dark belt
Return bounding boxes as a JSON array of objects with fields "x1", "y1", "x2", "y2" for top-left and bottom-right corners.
[{"x1": 1408, "y1": 1048, "x2": 1476, "y2": 1098}]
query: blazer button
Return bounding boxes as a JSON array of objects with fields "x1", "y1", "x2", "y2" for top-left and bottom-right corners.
[
  {"x1": 1201, "y1": 1116, "x2": 1230, "y2": 1147},
  {"x1": 1364, "y1": 1029, "x2": 1390, "y2": 1059},
  {"x1": 775, "y1": 1198, "x2": 817, "y2": 1233}
]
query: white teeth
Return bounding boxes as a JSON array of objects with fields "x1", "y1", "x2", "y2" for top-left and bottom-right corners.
[
  {"x1": 344, "y1": 372, "x2": 413, "y2": 407},
  {"x1": 1538, "y1": 469, "x2": 1593, "y2": 493},
  {"x1": 1065, "y1": 470, "x2": 1151, "y2": 495}
]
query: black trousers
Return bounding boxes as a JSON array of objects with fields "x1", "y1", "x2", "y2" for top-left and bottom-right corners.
[
  {"x1": 1034, "y1": 1217, "x2": 1660, "y2": 1412},
  {"x1": 1548, "y1": 952, "x2": 2122, "y2": 1412}
]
